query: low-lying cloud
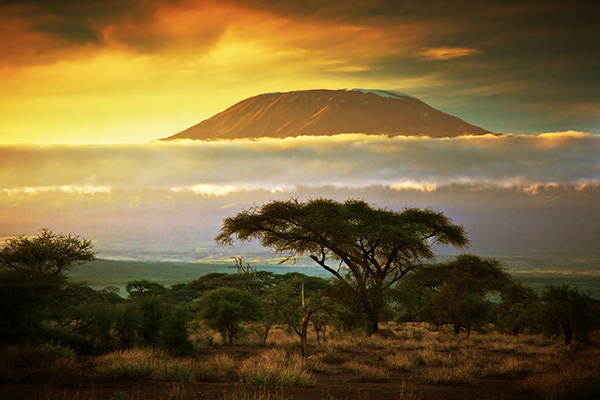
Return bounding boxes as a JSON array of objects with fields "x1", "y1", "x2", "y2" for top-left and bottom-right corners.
[
  {"x1": 1, "y1": 132, "x2": 598, "y2": 259},
  {"x1": 1, "y1": 132, "x2": 597, "y2": 194}
]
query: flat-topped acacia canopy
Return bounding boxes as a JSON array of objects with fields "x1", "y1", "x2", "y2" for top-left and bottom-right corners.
[{"x1": 215, "y1": 198, "x2": 469, "y2": 333}]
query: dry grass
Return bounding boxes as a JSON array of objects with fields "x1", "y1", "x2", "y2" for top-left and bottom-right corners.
[
  {"x1": 9, "y1": 322, "x2": 600, "y2": 400},
  {"x1": 95, "y1": 348, "x2": 164, "y2": 379},
  {"x1": 384, "y1": 352, "x2": 416, "y2": 371},
  {"x1": 421, "y1": 362, "x2": 476, "y2": 386},
  {"x1": 190, "y1": 330, "x2": 220, "y2": 352},
  {"x1": 312, "y1": 345, "x2": 348, "y2": 364},
  {"x1": 239, "y1": 348, "x2": 314, "y2": 387},
  {"x1": 519, "y1": 348, "x2": 600, "y2": 400},
  {"x1": 410, "y1": 348, "x2": 456, "y2": 367},
  {"x1": 341, "y1": 360, "x2": 389, "y2": 382},
  {"x1": 194, "y1": 354, "x2": 238, "y2": 381},
  {"x1": 480, "y1": 356, "x2": 535, "y2": 378}
]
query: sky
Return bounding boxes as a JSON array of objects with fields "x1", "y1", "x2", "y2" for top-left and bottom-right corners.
[
  {"x1": 0, "y1": 0, "x2": 598, "y2": 267},
  {"x1": 1, "y1": 0, "x2": 599, "y2": 144}
]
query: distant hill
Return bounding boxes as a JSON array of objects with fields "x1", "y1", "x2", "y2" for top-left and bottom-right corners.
[{"x1": 161, "y1": 89, "x2": 491, "y2": 140}]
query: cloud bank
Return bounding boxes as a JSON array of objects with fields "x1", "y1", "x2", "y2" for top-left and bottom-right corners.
[
  {"x1": 1, "y1": 132, "x2": 598, "y2": 259},
  {"x1": 1, "y1": 132, "x2": 597, "y2": 194}
]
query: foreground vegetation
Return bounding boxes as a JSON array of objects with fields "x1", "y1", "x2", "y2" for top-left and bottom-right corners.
[
  {"x1": 2, "y1": 324, "x2": 600, "y2": 400},
  {"x1": 2, "y1": 198, "x2": 600, "y2": 399}
]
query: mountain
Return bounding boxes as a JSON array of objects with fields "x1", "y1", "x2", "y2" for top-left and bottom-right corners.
[{"x1": 161, "y1": 89, "x2": 491, "y2": 140}]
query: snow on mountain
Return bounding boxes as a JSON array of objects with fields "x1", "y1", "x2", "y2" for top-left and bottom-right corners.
[{"x1": 347, "y1": 88, "x2": 412, "y2": 100}]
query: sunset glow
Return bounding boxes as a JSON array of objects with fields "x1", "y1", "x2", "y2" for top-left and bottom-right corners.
[{"x1": 1, "y1": 0, "x2": 599, "y2": 143}]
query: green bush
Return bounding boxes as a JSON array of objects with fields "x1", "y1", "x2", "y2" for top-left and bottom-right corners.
[
  {"x1": 160, "y1": 305, "x2": 195, "y2": 356},
  {"x1": 197, "y1": 287, "x2": 261, "y2": 345}
]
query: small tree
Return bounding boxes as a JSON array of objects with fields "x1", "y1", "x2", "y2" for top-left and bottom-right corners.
[
  {"x1": 402, "y1": 254, "x2": 511, "y2": 337},
  {"x1": 126, "y1": 280, "x2": 167, "y2": 298},
  {"x1": 540, "y1": 285, "x2": 600, "y2": 345},
  {"x1": 495, "y1": 282, "x2": 542, "y2": 335},
  {"x1": 197, "y1": 287, "x2": 261, "y2": 345},
  {"x1": 262, "y1": 275, "x2": 330, "y2": 357},
  {"x1": 0, "y1": 229, "x2": 95, "y2": 344},
  {"x1": 132, "y1": 296, "x2": 165, "y2": 345},
  {"x1": 216, "y1": 198, "x2": 468, "y2": 334}
]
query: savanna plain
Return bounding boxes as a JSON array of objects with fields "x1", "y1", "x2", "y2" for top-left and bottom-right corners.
[{"x1": 2, "y1": 322, "x2": 600, "y2": 400}]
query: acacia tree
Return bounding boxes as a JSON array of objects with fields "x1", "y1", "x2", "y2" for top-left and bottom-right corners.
[{"x1": 215, "y1": 198, "x2": 468, "y2": 334}]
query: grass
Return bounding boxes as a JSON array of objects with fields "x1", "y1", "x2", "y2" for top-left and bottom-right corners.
[
  {"x1": 342, "y1": 360, "x2": 389, "y2": 381},
  {"x1": 95, "y1": 348, "x2": 162, "y2": 379},
  {"x1": 6, "y1": 322, "x2": 600, "y2": 400},
  {"x1": 519, "y1": 347, "x2": 600, "y2": 400},
  {"x1": 239, "y1": 348, "x2": 315, "y2": 387},
  {"x1": 410, "y1": 348, "x2": 455, "y2": 367},
  {"x1": 421, "y1": 363, "x2": 475, "y2": 386},
  {"x1": 384, "y1": 353, "x2": 416, "y2": 371},
  {"x1": 194, "y1": 354, "x2": 238, "y2": 381}
]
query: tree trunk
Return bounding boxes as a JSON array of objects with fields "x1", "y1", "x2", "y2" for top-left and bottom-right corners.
[
  {"x1": 367, "y1": 317, "x2": 379, "y2": 335},
  {"x1": 453, "y1": 320, "x2": 461, "y2": 336},
  {"x1": 300, "y1": 282, "x2": 312, "y2": 358},
  {"x1": 362, "y1": 283, "x2": 383, "y2": 335},
  {"x1": 300, "y1": 315, "x2": 310, "y2": 358},
  {"x1": 261, "y1": 324, "x2": 272, "y2": 346}
]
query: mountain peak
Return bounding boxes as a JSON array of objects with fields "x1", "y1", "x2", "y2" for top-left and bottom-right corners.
[{"x1": 161, "y1": 89, "x2": 490, "y2": 141}]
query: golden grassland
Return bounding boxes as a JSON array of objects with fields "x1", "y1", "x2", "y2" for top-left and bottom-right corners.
[{"x1": 2, "y1": 323, "x2": 599, "y2": 400}]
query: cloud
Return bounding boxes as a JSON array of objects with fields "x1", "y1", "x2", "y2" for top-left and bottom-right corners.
[
  {"x1": 419, "y1": 47, "x2": 480, "y2": 60},
  {"x1": 0, "y1": 132, "x2": 597, "y2": 195},
  {"x1": 2, "y1": 185, "x2": 112, "y2": 196},
  {"x1": 0, "y1": 133, "x2": 597, "y2": 259}
]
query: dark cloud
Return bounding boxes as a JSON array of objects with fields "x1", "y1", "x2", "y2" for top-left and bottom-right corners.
[
  {"x1": 0, "y1": 0, "x2": 189, "y2": 57},
  {"x1": 232, "y1": 0, "x2": 600, "y2": 133}
]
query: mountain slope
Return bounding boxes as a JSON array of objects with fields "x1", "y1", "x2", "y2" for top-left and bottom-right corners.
[{"x1": 161, "y1": 89, "x2": 491, "y2": 140}]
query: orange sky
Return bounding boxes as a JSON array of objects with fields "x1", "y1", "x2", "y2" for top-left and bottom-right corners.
[{"x1": 1, "y1": 0, "x2": 599, "y2": 144}]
